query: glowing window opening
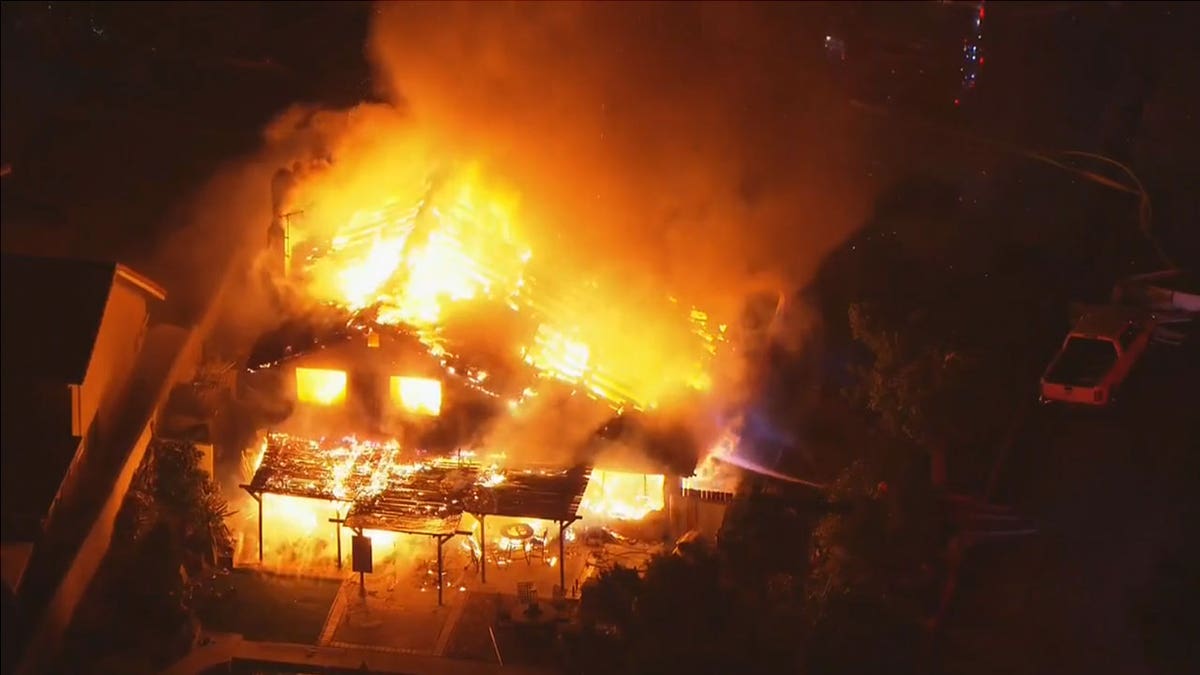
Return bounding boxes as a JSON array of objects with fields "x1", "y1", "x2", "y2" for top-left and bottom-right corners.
[
  {"x1": 391, "y1": 376, "x2": 443, "y2": 416},
  {"x1": 580, "y1": 469, "x2": 665, "y2": 520},
  {"x1": 295, "y1": 368, "x2": 347, "y2": 405}
]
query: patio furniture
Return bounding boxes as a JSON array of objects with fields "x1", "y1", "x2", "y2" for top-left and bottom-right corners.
[
  {"x1": 528, "y1": 530, "x2": 549, "y2": 564},
  {"x1": 516, "y1": 581, "x2": 537, "y2": 605},
  {"x1": 464, "y1": 537, "x2": 482, "y2": 574},
  {"x1": 501, "y1": 523, "x2": 535, "y2": 565}
]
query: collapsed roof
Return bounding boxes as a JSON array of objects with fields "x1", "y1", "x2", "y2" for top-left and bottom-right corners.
[{"x1": 244, "y1": 434, "x2": 592, "y2": 536}]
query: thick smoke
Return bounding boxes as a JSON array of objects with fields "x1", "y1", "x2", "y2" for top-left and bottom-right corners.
[
  {"x1": 172, "y1": 3, "x2": 873, "y2": 474},
  {"x1": 366, "y1": 2, "x2": 868, "y2": 316},
  {"x1": 361, "y1": 3, "x2": 869, "y2": 465}
]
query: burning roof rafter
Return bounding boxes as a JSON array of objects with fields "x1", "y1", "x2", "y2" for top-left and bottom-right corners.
[{"x1": 280, "y1": 163, "x2": 730, "y2": 412}]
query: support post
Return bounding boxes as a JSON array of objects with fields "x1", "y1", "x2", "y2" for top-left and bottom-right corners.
[
  {"x1": 256, "y1": 494, "x2": 263, "y2": 562},
  {"x1": 436, "y1": 535, "x2": 446, "y2": 607},
  {"x1": 239, "y1": 485, "x2": 264, "y2": 563},
  {"x1": 335, "y1": 516, "x2": 343, "y2": 570},
  {"x1": 479, "y1": 514, "x2": 487, "y2": 584},
  {"x1": 558, "y1": 520, "x2": 566, "y2": 591},
  {"x1": 356, "y1": 527, "x2": 366, "y2": 599}
]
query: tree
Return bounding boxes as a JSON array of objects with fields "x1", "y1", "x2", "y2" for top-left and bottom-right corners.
[
  {"x1": 579, "y1": 565, "x2": 641, "y2": 635},
  {"x1": 849, "y1": 305, "x2": 959, "y2": 453},
  {"x1": 805, "y1": 460, "x2": 937, "y2": 675},
  {"x1": 575, "y1": 540, "x2": 807, "y2": 675},
  {"x1": 63, "y1": 439, "x2": 233, "y2": 672},
  {"x1": 718, "y1": 484, "x2": 819, "y2": 581},
  {"x1": 153, "y1": 440, "x2": 233, "y2": 567},
  {"x1": 846, "y1": 301, "x2": 1010, "y2": 488}
]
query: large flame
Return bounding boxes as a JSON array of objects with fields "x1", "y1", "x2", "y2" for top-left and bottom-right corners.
[
  {"x1": 295, "y1": 367, "x2": 348, "y2": 406},
  {"x1": 390, "y1": 376, "x2": 443, "y2": 416},
  {"x1": 232, "y1": 434, "x2": 597, "y2": 572},
  {"x1": 286, "y1": 162, "x2": 725, "y2": 410},
  {"x1": 579, "y1": 469, "x2": 666, "y2": 521}
]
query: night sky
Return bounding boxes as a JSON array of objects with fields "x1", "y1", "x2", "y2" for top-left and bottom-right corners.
[{"x1": 3, "y1": 2, "x2": 1197, "y2": 275}]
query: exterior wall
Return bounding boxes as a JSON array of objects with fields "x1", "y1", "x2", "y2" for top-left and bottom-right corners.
[
  {"x1": 51, "y1": 282, "x2": 151, "y2": 531},
  {"x1": 28, "y1": 421, "x2": 157, "y2": 675},
  {"x1": 196, "y1": 442, "x2": 215, "y2": 477},
  {"x1": 667, "y1": 477, "x2": 732, "y2": 540},
  {"x1": 19, "y1": 253, "x2": 240, "y2": 675},
  {"x1": 73, "y1": 281, "x2": 149, "y2": 438}
]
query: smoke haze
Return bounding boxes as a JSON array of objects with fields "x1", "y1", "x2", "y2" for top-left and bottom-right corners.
[
  {"x1": 366, "y1": 2, "x2": 868, "y2": 316},
  {"x1": 159, "y1": 2, "x2": 878, "y2": 472}
]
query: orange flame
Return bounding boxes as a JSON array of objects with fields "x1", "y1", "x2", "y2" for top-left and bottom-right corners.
[
  {"x1": 295, "y1": 367, "x2": 348, "y2": 405},
  {"x1": 390, "y1": 376, "x2": 443, "y2": 416},
  {"x1": 579, "y1": 469, "x2": 666, "y2": 521},
  {"x1": 287, "y1": 163, "x2": 724, "y2": 409}
]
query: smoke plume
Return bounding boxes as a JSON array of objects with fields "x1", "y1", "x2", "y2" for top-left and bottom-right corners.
[
  {"x1": 164, "y1": 3, "x2": 876, "y2": 474},
  {"x1": 365, "y1": 2, "x2": 867, "y2": 316}
]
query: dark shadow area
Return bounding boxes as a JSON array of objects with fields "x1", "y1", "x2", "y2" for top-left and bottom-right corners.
[{"x1": 196, "y1": 568, "x2": 342, "y2": 645}]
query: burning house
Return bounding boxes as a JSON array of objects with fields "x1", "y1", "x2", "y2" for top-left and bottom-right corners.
[
  {"x1": 231, "y1": 317, "x2": 739, "y2": 599},
  {"x1": 224, "y1": 159, "x2": 745, "y2": 602}
]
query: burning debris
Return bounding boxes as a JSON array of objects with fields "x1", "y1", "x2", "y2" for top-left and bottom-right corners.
[
  {"x1": 579, "y1": 470, "x2": 666, "y2": 521},
  {"x1": 274, "y1": 163, "x2": 729, "y2": 413},
  {"x1": 230, "y1": 105, "x2": 763, "y2": 583},
  {"x1": 243, "y1": 433, "x2": 595, "y2": 532}
]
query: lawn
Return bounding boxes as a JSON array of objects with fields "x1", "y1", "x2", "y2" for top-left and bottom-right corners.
[{"x1": 197, "y1": 568, "x2": 342, "y2": 644}]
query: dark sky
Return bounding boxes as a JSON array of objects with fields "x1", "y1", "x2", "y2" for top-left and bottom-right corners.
[
  {"x1": 1, "y1": 1, "x2": 373, "y2": 264},
  {"x1": 2, "y1": 1, "x2": 1197, "y2": 283}
]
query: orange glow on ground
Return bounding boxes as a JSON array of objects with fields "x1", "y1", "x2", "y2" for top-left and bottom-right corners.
[
  {"x1": 295, "y1": 367, "x2": 348, "y2": 405},
  {"x1": 252, "y1": 493, "x2": 400, "y2": 571},
  {"x1": 579, "y1": 469, "x2": 665, "y2": 521},
  {"x1": 390, "y1": 376, "x2": 443, "y2": 416}
]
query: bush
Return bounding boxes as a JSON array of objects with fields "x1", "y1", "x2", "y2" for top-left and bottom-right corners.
[{"x1": 63, "y1": 439, "x2": 232, "y2": 671}]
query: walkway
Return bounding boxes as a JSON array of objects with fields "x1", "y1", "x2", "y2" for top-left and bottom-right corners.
[{"x1": 165, "y1": 633, "x2": 554, "y2": 675}]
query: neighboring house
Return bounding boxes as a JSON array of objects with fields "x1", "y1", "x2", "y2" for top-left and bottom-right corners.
[{"x1": 0, "y1": 254, "x2": 165, "y2": 601}]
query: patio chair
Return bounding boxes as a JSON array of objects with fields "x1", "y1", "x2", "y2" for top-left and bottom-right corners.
[
  {"x1": 464, "y1": 538, "x2": 482, "y2": 574},
  {"x1": 528, "y1": 530, "x2": 549, "y2": 564},
  {"x1": 510, "y1": 540, "x2": 531, "y2": 565}
]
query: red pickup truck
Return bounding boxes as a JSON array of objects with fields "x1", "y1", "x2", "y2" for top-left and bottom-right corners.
[{"x1": 1039, "y1": 306, "x2": 1155, "y2": 406}]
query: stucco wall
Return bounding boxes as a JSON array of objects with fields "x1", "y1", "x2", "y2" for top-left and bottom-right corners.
[
  {"x1": 19, "y1": 254, "x2": 246, "y2": 674},
  {"x1": 50, "y1": 281, "x2": 151, "y2": 532},
  {"x1": 74, "y1": 281, "x2": 149, "y2": 437}
]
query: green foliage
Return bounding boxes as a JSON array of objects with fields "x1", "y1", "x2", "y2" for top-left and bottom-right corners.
[
  {"x1": 718, "y1": 488, "x2": 816, "y2": 580},
  {"x1": 806, "y1": 461, "x2": 940, "y2": 631},
  {"x1": 115, "y1": 439, "x2": 233, "y2": 566},
  {"x1": 846, "y1": 302, "x2": 974, "y2": 450},
  {"x1": 64, "y1": 439, "x2": 233, "y2": 672},
  {"x1": 579, "y1": 565, "x2": 641, "y2": 631},
  {"x1": 576, "y1": 542, "x2": 805, "y2": 675},
  {"x1": 153, "y1": 440, "x2": 234, "y2": 563}
]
